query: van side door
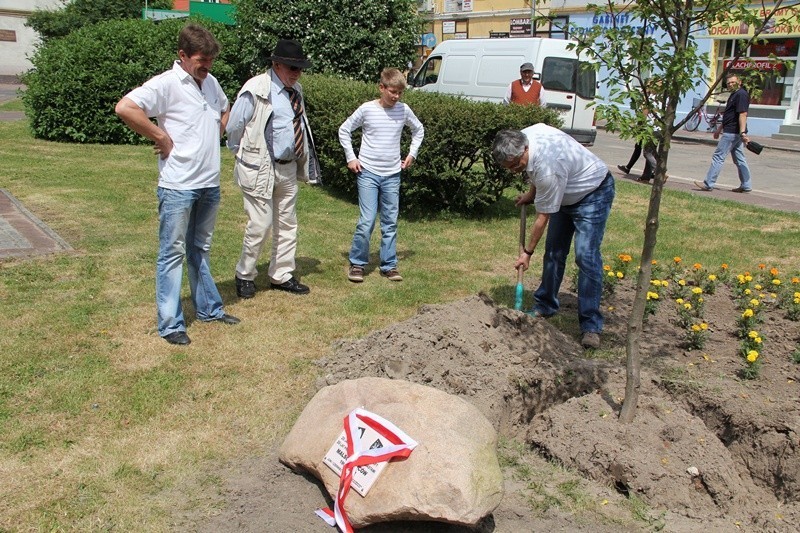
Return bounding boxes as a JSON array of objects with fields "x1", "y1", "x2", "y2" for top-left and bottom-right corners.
[
  {"x1": 411, "y1": 57, "x2": 442, "y2": 92},
  {"x1": 540, "y1": 57, "x2": 596, "y2": 139}
]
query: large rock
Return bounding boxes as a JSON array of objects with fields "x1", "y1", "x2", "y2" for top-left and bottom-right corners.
[{"x1": 279, "y1": 377, "x2": 503, "y2": 528}]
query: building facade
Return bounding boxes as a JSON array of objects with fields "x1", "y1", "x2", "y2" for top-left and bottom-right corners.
[
  {"x1": 417, "y1": 0, "x2": 800, "y2": 137},
  {"x1": 0, "y1": 0, "x2": 61, "y2": 77}
]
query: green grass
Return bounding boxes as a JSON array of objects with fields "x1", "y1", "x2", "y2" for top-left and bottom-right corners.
[
  {"x1": 0, "y1": 97, "x2": 24, "y2": 112},
  {"x1": 1, "y1": 119, "x2": 799, "y2": 529}
]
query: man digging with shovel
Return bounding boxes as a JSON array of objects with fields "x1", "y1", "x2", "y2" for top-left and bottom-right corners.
[{"x1": 492, "y1": 125, "x2": 615, "y2": 350}]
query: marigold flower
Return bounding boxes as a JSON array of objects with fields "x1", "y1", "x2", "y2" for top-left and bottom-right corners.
[
  {"x1": 742, "y1": 309, "x2": 754, "y2": 318},
  {"x1": 772, "y1": 279, "x2": 781, "y2": 286},
  {"x1": 674, "y1": 256, "x2": 682, "y2": 263},
  {"x1": 744, "y1": 288, "x2": 752, "y2": 295},
  {"x1": 721, "y1": 263, "x2": 729, "y2": 270},
  {"x1": 795, "y1": 292, "x2": 800, "y2": 299},
  {"x1": 754, "y1": 284, "x2": 762, "y2": 290},
  {"x1": 693, "y1": 263, "x2": 702, "y2": 270},
  {"x1": 619, "y1": 254, "x2": 632, "y2": 263},
  {"x1": 750, "y1": 299, "x2": 760, "y2": 307},
  {"x1": 758, "y1": 263, "x2": 766, "y2": 270},
  {"x1": 607, "y1": 270, "x2": 615, "y2": 277},
  {"x1": 748, "y1": 330, "x2": 759, "y2": 339},
  {"x1": 755, "y1": 337, "x2": 762, "y2": 344},
  {"x1": 692, "y1": 287, "x2": 703, "y2": 294},
  {"x1": 684, "y1": 303, "x2": 692, "y2": 310},
  {"x1": 708, "y1": 274, "x2": 717, "y2": 281},
  {"x1": 675, "y1": 298, "x2": 684, "y2": 304},
  {"x1": 603, "y1": 264, "x2": 611, "y2": 271},
  {"x1": 745, "y1": 275, "x2": 753, "y2": 282},
  {"x1": 616, "y1": 271, "x2": 624, "y2": 279},
  {"x1": 661, "y1": 280, "x2": 669, "y2": 287},
  {"x1": 651, "y1": 259, "x2": 658, "y2": 265},
  {"x1": 691, "y1": 324, "x2": 701, "y2": 332},
  {"x1": 678, "y1": 279, "x2": 686, "y2": 286},
  {"x1": 747, "y1": 350, "x2": 759, "y2": 363},
  {"x1": 650, "y1": 279, "x2": 660, "y2": 286},
  {"x1": 647, "y1": 291, "x2": 659, "y2": 300},
  {"x1": 793, "y1": 277, "x2": 800, "y2": 284},
  {"x1": 794, "y1": 297, "x2": 800, "y2": 305},
  {"x1": 770, "y1": 267, "x2": 779, "y2": 277},
  {"x1": 698, "y1": 297, "x2": 704, "y2": 303},
  {"x1": 700, "y1": 322, "x2": 708, "y2": 330}
]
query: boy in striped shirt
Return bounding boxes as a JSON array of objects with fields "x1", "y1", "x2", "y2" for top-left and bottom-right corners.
[{"x1": 338, "y1": 68, "x2": 424, "y2": 282}]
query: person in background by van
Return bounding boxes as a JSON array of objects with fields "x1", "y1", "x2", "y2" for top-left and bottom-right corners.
[
  {"x1": 339, "y1": 68, "x2": 424, "y2": 283},
  {"x1": 502, "y1": 62, "x2": 547, "y2": 106},
  {"x1": 492, "y1": 125, "x2": 614, "y2": 350}
]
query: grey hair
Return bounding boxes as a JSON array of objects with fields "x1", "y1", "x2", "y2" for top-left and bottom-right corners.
[{"x1": 492, "y1": 129, "x2": 528, "y2": 165}]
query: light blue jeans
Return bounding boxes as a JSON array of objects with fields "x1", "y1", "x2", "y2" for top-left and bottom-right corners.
[
  {"x1": 156, "y1": 186, "x2": 225, "y2": 337},
  {"x1": 533, "y1": 173, "x2": 615, "y2": 334},
  {"x1": 349, "y1": 169, "x2": 401, "y2": 271},
  {"x1": 702, "y1": 133, "x2": 752, "y2": 190}
]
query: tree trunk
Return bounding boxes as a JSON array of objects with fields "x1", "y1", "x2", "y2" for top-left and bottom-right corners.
[{"x1": 619, "y1": 110, "x2": 675, "y2": 423}]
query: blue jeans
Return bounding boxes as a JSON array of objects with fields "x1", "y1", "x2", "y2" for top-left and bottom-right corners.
[
  {"x1": 156, "y1": 186, "x2": 225, "y2": 337},
  {"x1": 349, "y1": 169, "x2": 400, "y2": 271},
  {"x1": 702, "y1": 133, "x2": 752, "y2": 190},
  {"x1": 533, "y1": 173, "x2": 615, "y2": 333}
]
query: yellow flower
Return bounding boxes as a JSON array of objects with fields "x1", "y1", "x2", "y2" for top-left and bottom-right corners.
[
  {"x1": 693, "y1": 262, "x2": 702, "y2": 270},
  {"x1": 650, "y1": 279, "x2": 660, "y2": 286},
  {"x1": 692, "y1": 287, "x2": 703, "y2": 294},
  {"x1": 744, "y1": 288, "x2": 752, "y2": 295},
  {"x1": 647, "y1": 291, "x2": 659, "y2": 300},
  {"x1": 742, "y1": 308, "x2": 754, "y2": 318},
  {"x1": 607, "y1": 270, "x2": 615, "y2": 277},
  {"x1": 698, "y1": 297, "x2": 704, "y2": 303},
  {"x1": 794, "y1": 292, "x2": 800, "y2": 299},
  {"x1": 750, "y1": 299, "x2": 760, "y2": 307},
  {"x1": 661, "y1": 280, "x2": 669, "y2": 287},
  {"x1": 700, "y1": 322, "x2": 708, "y2": 330},
  {"x1": 684, "y1": 303, "x2": 692, "y2": 310},
  {"x1": 691, "y1": 324, "x2": 701, "y2": 332},
  {"x1": 772, "y1": 279, "x2": 781, "y2": 286},
  {"x1": 675, "y1": 298, "x2": 684, "y2": 304},
  {"x1": 745, "y1": 275, "x2": 753, "y2": 282},
  {"x1": 603, "y1": 264, "x2": 611, "y2": 271},
  {"x1": 737, "y1": 274, "x2": 746, "y2": 284},
  {"x1": 746, "y1": 350, "x2": 759, "y2": 363},
  {"x1": 754, "y1": 284, "x2": 762, "y2": 290},
  {"x1": 678, "y1": 279, "x2": 686, "y2": 286},
  {"x1": 748, "y1": 330, "x2": 759, "y2": 339},
  {"x1": 674, "y1": 256, "x2": 682, "y2": 263},
  {"x1": 708, "y1": 274, "x2": 717, "y2": 281},
  {"x1": 616, "y1": 271, "x2": 624, "y2": 279},
  {"x1": 794, "y1": 297, "x2": 800, "y2": 305},
  {"x1": 755, "y1": 337, "x2": 762, "y2": 344}
]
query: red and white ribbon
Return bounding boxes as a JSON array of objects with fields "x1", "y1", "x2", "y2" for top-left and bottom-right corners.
[{"x1": 316, "y1": 407, "x2": 418, "y2": 532}]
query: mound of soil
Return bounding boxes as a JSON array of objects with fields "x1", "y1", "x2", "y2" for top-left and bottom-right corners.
[{"x1": 197, "y1": 286, "x2": 800, "y2": 532}]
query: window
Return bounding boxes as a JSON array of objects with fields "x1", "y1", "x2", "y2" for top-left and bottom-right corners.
[
  {"x1": 541, "y1": 57, "x2": 597, "y2": 99},
  {"x1": 717, "y1": 38, "x2": 796, "y2": 105},
  {"x1": 414, "y1": 57, "x2": 441, "y2": 87},
  {"x1": 532, "y1": 16, "x2": 569, "y2": 40}
]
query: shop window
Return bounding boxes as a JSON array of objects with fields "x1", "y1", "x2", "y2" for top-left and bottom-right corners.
[
  {"x1": 533, "y1": 16, "x2": 569, "y2": 40},
  {"x1": 717, "y1": 38, "x2": 797, "y2": 106}
]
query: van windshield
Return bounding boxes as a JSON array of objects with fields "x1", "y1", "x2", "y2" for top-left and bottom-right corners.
[{"x1": 541, "y1": 57, "x2": 596, "y2": 99}]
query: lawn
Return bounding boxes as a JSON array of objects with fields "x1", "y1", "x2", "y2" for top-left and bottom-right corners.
[{"x1": 1, "y1": 115, "x2": 799, "y2": 529}]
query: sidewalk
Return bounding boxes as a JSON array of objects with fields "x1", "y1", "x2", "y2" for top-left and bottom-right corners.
[{"x1": 671, "y1": 127, "x2": 800, "y2": 154}]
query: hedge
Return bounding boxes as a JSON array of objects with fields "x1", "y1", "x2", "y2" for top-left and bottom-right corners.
[
  {"x1": 22, "y1": 18, "x2": 241, "y2": 144},
  {"x1": 301, "y1": 74, "x2": 562, "y2": 215}
]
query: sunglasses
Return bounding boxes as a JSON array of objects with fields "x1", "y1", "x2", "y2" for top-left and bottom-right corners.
[{"x1": 288, "y1": 65, "x2": 303, "y2": 72}]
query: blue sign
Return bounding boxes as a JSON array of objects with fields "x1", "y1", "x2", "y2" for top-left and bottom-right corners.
[{"x1": 422, "y1": 33, "x2": 437, "y2": 48}]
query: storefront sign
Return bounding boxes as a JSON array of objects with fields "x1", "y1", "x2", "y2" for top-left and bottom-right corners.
[
  {"x1": 442, "y1": 20, "x2": 456, "y2": 34},
  {"x1": 724, "y1": 59, "x2": 787, "y2": 73},
  {"x1": 708, "y1": 6, "x2": 800, "y2": 37},
  {"x1": 510, "y1": 17, "x2": 531, "y2": 37}
]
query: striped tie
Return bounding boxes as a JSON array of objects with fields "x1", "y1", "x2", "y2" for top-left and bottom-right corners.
[{"x1": 285, "y1": 87, "x2": 304, "y2": 158}]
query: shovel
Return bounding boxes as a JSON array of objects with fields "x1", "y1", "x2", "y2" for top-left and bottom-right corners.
[{"x1": 514, "y1": 204, "x2": 527, "y2": 311}]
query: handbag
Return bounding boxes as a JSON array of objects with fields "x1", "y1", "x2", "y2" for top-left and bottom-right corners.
[{"x1": 746, "y1": 140, "x2": 763, "y2": 155}]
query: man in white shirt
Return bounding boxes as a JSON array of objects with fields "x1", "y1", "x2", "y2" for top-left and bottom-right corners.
[
  {"x1": 492, "y1": 125, "x2": 614, "y2": 349},
  {"x1": 115, "y1": 24, "x2": 239, "y2": 346}
]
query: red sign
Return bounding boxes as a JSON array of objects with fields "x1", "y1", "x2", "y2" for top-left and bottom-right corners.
[{"x1": 724, "y1": 59, "x2": 786, "y2": 72}]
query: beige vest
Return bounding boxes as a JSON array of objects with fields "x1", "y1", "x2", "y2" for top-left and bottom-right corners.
[{"x1": 233, "y1": 71, "x2": 312, "y2": 199}]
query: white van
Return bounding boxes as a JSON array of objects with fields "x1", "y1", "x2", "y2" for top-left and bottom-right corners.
[{"x1": 409, "y1": 38, "x2": 597, "y2": 145}]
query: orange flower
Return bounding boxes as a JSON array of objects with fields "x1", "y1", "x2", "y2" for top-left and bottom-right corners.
[
  {"x1": 693, "y1": 263, "x2": 702, "y2": 270},
  {"x1": 758, "y1": 263, "x2": 766, "y2": 270},
  {"x1": 674, "y1": 256, "x2": 682, "y2": 263},
  {"x1": 721, "y1": 263, "x2": 729, "y2": 270},
  {"x1": 770, "y1": 267, "x2": 779, "y2": 277}
]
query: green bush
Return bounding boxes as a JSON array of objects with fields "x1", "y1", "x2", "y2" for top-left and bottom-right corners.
[
  {"x1": 22, "y1": 18, "x2": 241, "y2": 144},
  {"x1": 302, "y1": 74, "x2": 562, "y2": 215}
]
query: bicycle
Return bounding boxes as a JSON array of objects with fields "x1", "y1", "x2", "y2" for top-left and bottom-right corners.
[{"x1": 684, "y1": 98, "x2": 724, "y2": 132}]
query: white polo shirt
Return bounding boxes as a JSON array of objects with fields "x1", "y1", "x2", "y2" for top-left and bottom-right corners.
[
  {"x1": 523, "y1": 123, "x2": 608, "y2": 213},
  {"x1": 126, "y1": 61, "x2": 229, "y2": 190}
]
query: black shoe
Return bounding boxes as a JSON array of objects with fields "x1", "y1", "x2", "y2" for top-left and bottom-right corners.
[
  {"x1": 617, "y1": 164, "x2": 629, "y2": 174},
  {"x1": 270, "y1": 277, "x2": 310, "y2": 295},
  {"x1": 236, "y1": 277, "x2": 256, "y2": 299},
  {"x1": 164, "y1": 331, "x2": 191, "y2": 345},
  {"x1": 731, "y1": 187, "x2": 752, "y2": 193},
  {"x1": 207, "y1": 313, "x2": 241, "y2": 325}
]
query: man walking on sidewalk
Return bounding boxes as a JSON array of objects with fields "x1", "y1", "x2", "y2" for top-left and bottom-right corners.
[{"x1": 694, "y1": 74, "x2": 753, "y2": 193}]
